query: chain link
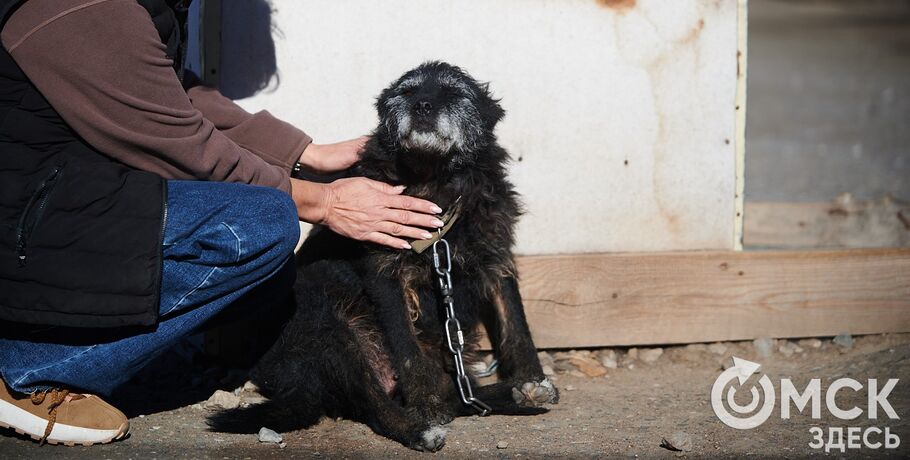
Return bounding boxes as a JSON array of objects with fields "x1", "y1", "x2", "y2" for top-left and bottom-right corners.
[{"x1": 431, "y1": 235, "x2": 492, "y2": 416}]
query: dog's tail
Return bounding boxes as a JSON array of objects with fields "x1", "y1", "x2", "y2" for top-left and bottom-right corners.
[
  {"x1": 461, "y1": 381, "x2": 551, "y2": 416},
  {"x1": 206, "y1": 397, "x2": 321, "y2": 434}
]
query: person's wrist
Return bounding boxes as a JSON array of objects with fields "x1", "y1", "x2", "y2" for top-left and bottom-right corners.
[
  {"x1": 297, "y1": 143, "x2": 323, "y2": 174},
  {"x1": 290, "y1": 178, "x2": 330, "y2": 224}
]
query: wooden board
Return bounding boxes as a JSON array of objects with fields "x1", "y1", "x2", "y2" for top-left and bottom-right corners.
[
  {"x1": 744, "y1": 198, "x2": 910, "y2": 249},
  {"x1": 495, "y1": 249, "x2": 910, "y2": 349}
]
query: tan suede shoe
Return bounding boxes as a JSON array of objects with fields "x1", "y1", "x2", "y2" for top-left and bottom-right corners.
[{"x1": 0, "y1": 378, "x2": 129, "y2": 446}]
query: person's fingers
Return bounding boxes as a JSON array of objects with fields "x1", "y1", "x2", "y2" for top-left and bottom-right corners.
[
  {"x1": 361, "y1": 178, "x2": 404, "y2": 195},
  {"x1": 383, "y1": 209, "x2": 445, "y2": 229},
  {"x1": 388, "y1": 194, "x2": 442, "y2": 214},
  {"x1": 376, "y1": 221, "x2": 434, "y2": 241},
  {"x1": 359, "y1": 179, "x2": 442, "y2": 213},
  {"x1": 363, "y1": 231, "x2": 412, "y2": 250}
]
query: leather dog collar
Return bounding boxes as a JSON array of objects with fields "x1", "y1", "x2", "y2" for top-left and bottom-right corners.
[{"x1": 410, "y1": 196, "x2": 463, "y2": 254}]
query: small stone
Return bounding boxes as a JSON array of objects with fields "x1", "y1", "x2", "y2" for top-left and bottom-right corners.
[
  {"x1": 707, "y1": 343, "x2": 728, "y2": 355},
  {"x1": 798, "y1": 338, "x2": 822, "y2": 349},
  {"x1": 638, "y1": 348, "x2": 663, "y2": 363},
  {"x1": 258, "y1": 427, "x2": 283, "y2": 444},
  {"x1": 553, "y1": 359, "x2": 576, "y2": 374},
  {"x1": 569, "y1": 370, "x2": 586, "y2": 378},
  {"x1": 242, "y1": 380, "x2": 259, "y2": 393},
  {"x1": 542, "y1": 365, "x2": 555, "y2": 376},
  {"x1": 537, "y1": 351, "x2": 555, "y2": 368},
  {"x1": 150, "y1": 426, "x2": 161, "y2": 430},
  {"x1": 627, "y1": 348, "x2": 639, "y2": 360},
  {"x1": 569, "y1": 356, "x2": 608, "y2": 377},
  {"x1": 599, "y1": 349, "x2": 617, "y2": 360},
  {"x1": 601, "y1": 356, "x2": 618, "y2": 369},
  {"x1": 564, "y1": 385, "x2": 576, "y2": 391},
  {"x1": 278, "y1": 442, "x2": 287, "y2": 449},
  {"x1": 778, "y1": 340, "x2": 803, "y2": 357},
  {"x1": 204, "y1": 390, "x2": 241, "y2": 410},
  {"x1": 752, "y1": 337, "x2": 774, "y2": 358},
  {"x1": 572, "y1": 349, "x2": 591, "y2": 358},
  {"x1": 552, "y1": 352, "x2": 573, "y2": 368},
  {"x1": 685, "y1": 343, "x2": 708, "y2": 352},
  {"x1": 660, "y1": 431, "x2": 693, "y2": 452},
  {"x1": 497, "y1": 441, "x2": 509, "y2": 449},
  {"x1": 833, "y1": 333, "x2": 854, "y2": 349}
]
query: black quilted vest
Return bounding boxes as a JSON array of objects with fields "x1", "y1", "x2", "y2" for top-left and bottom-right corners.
[{"x1": 0, "y1": 0, "x2": 191, "y2": 327}]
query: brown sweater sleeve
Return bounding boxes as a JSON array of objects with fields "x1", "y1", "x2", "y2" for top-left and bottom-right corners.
[
  {"x1": 1, "y1": 0, "x2": 294, "y2": 193},
  {"x1": 185, "y1": 73, "x2": 312, "y2": 172}
]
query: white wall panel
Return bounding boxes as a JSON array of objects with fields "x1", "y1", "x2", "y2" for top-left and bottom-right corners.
[{"x1": 231, "y1": 0, "x2": 742, "y2": 255}]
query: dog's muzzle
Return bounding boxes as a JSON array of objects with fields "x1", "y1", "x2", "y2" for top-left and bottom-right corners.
[{"x1": 398, "y1": 110, "x2": 459, "y2": 153}]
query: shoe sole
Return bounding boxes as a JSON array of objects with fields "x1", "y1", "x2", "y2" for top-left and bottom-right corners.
[{"x1": 0, "y1": 399, "x2": 129, "y2": 446}]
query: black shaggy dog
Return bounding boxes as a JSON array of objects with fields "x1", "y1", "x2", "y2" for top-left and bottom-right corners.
[{"x1": 209, "y1": 62, "x2": 558, "y2": 452}]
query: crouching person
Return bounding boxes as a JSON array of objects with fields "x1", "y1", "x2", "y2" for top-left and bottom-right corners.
[{"x1": 0, "y1": 0, "x2": 441, "y2": 446}]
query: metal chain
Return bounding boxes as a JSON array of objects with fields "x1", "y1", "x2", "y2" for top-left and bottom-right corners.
[{"x1": 431, "y1": 235, "x2": 492, "y2": 416}]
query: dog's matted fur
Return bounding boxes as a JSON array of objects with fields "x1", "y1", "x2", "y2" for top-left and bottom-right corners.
[{"x1": 208, "y1": 61, "x2": 558, "y2": 452}]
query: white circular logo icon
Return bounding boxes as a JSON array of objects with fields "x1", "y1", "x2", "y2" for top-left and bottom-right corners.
[{"x1": 712, "y1": 357, "x2": 775, "y2": 429}]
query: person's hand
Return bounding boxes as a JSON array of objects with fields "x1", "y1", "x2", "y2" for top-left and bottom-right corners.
[
  {"x1": 291, "y1": 177, "x2": 444, "y2": 249},
  {"x1": 298, "y1": 136, "x2": 369, "y2": 174}
]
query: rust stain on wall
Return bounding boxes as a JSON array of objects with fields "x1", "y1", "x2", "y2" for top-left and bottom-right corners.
[
  {"x1": 736, "y1": 49, "x2": 743, "y2": 78},
  {"x1": 681, "y1": 18, "x2": 706, "y2": 44},
  {"x1": 596, "y1": 0, "x2": 636, "y2": 12}
]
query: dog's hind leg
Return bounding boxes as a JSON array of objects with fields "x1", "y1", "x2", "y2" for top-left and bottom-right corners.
[
  {"x1": 207, "y1": 319, "x2": 333, "y2": 434},
  {"x1": 485, "y1": 276, "x2": 559, "y2": 407},
  {"x1": 361, "y1": 271, "x2": 456, "y2": 426},
  {"x1": 337, "y1": 374, "x2": 449, "y2": 452},
  {"x1": 210, "y1": 310, "x2": 446, "y2": 451},
  {"x1": 319, "y1": 314, "x2": 449, "y2": 452},
  {"x1": 206, "y1": 387, "x2": 322, "y2": 434}
]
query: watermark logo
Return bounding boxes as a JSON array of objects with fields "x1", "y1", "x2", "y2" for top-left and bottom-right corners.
[
  {"x1": 710, "y1": 356, "x2": 901, "y2": 452},
  {"x1": 711, "y1": 357, "x2": 775, "y2": 429}
]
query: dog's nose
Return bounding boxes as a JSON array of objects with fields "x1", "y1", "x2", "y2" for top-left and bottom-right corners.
[{"x1": 414, "y1": 100, "x2": 433, "y2": 116}]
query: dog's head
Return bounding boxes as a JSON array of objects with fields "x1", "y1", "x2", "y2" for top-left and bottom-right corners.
[{"x1": 376, "y1": 61, "x2": 504, "y2": 165}]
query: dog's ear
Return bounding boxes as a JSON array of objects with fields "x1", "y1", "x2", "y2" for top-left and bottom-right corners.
[
  {"x1": 479, "y1": 82, "x2": 505, "y2": 129},
  {"x1": 375, "y1": 85, "x2": 395, "y2": 113}
]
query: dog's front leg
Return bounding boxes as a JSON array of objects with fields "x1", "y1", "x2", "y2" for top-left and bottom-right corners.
[
  {"x1": 363, "y1": 272, "x2": 456, "y2": 425},
  {"x1": 489, "y1": 276, "x2": 559, "y2": 407}
]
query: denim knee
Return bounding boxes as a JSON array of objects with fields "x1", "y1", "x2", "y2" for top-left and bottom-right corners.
[{"x1": 243, "y1": 186, "x2": 300, "y2": 262}]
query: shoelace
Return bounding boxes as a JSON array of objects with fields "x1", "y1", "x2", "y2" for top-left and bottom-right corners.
[{"x1": 30, "y1": 388, "x2": 70, "y2": 445}]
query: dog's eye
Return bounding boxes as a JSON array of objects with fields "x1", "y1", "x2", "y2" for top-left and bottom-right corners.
[
  {"x1": 444, "y1": 87, "x2": 469, "y2": 98},
  {"x1": 401, "y1": 88, "x2": 415, "y2": 96}
]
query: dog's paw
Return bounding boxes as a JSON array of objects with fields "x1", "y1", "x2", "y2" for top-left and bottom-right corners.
[
  {"x1": 511, "y1": 378, "x2": 559, "y2": 407},
  {"x1": 410, "y1": 425, "x2": 447, "y2": 452}
]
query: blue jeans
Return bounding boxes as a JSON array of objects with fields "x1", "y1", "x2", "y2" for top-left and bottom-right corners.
[{"x1": 0, "y1": 180, "x2": 299, "y2": 395}]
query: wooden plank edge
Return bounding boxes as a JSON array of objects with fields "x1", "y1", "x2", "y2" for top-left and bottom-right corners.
[
  {"x1": 733, "y1": 0, "x2": 748, "y2": 251},
  {"x1": 477, "y1": 248, "x2": 910, "y2": 350}
]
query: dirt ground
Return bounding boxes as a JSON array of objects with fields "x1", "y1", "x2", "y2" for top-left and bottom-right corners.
[{"x1": 1, "y1": 333, "x2": 908, "y2": 459}]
